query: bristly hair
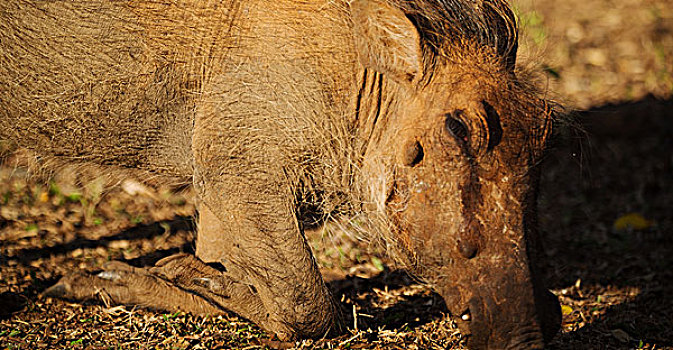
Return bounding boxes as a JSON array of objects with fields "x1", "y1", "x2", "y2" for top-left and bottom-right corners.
[{"x1": 389, "y1": 0, "x2": 519, "y2": 68}]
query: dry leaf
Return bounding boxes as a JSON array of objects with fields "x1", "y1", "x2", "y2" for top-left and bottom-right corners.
[{"x1": 613, "y1": 213, "x2": 653, "y2": 231}]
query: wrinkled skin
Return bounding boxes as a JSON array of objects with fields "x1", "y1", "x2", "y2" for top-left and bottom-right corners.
[{"x1": 1, "y1": 0, "x2": 561, "y2": 348}]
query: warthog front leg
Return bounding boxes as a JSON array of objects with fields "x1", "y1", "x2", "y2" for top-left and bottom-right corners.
[
  {"x1": 45, "y1": 196, "x2": 343, "y2": 341},
  {"x1": 44, "y1": 254, "x2": 277, "y2": 330},
  {"x1": 192, "y1": 199, "x2": 344, "y2": 340}
]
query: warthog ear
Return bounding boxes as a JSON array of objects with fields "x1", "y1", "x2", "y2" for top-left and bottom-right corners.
[{"x1": 351, "y1": 0, "x2": 423, "y2": 83}]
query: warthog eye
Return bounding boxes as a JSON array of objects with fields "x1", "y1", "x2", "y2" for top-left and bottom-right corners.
[
  {"x1": 445, "y1": 110, "x2": 469, "y2": 145},
  {"x1": 482, "y1": 101, "x2": 503, "y2": 152}
]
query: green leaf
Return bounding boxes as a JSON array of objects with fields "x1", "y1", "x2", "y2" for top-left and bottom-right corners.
[
  {"x1": 65, "y1": 192, "x2": 83, "y2": 202},
  {"x1": 371, "y1": 257, "x2": 384, "y2": 272}
]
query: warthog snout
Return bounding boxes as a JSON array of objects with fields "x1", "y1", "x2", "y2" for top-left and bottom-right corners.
[{"x1": 444, "y1": 267, "x2": 561, "y2": 349}]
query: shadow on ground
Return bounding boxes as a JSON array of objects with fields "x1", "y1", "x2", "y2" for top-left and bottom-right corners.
[
  {"x1": 4, "y1": 216, "x2": 194, "y2": 266},
  {"x1": 328, "y1": 268, "x2": 448, "y2": 330},
  {"x1": 541, "y1": 96, "x2": 673, "y2": 349}
]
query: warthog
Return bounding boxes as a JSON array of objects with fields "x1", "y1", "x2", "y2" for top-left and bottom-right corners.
[{"x1": 1, "y1": 0, "x2": 561, "y2": 348}]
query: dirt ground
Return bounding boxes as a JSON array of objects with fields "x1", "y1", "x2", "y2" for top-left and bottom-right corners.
[{"x1": 1, "y1": 0, "x2": 672, "y2": 349}]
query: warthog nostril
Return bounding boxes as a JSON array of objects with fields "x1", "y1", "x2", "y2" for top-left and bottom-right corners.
[
  {"x1": 457, "y1": 239, "x2": 478, "y2": 259},
  {"x1": 400, "y1": 140, "x2": 424, "y2": 166}
]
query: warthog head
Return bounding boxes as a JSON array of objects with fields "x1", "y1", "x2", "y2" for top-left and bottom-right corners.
[{"x1": 352, "y1": 1, "x2": 561, "y2": 348}]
